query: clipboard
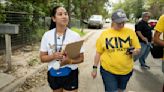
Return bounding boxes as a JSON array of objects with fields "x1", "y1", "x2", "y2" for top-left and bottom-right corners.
[{"x1": 62, "y1": 40, "x2": 84, "y2": 59}]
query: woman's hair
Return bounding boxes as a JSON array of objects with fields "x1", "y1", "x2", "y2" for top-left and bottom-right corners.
[{"x1": 49, "y1": 6, "x2": 62, "y2": 30}]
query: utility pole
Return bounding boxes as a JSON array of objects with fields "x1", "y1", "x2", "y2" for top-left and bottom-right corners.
[{"x1": 0, "y1": 24, "x2": 19, "y2": 72}]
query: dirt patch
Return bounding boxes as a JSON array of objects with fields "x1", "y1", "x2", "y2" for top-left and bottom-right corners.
[
  {"x1": 16, "y1": 68, "x2": 47, "y2": 92},
  {"x1": 0, "y1": 44, "x2": 44, "y2": 90}
]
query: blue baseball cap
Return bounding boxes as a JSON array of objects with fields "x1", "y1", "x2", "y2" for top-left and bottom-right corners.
[{"x1": 112, "y1": 9, "x2": 128, "y2": 23}]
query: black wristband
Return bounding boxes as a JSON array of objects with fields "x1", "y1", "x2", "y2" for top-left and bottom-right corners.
[{"x1": 93, "y1": 66, "x2": 97, "y2": 69}]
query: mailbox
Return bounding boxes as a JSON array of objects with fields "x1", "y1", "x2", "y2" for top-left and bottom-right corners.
[
  {"x1": 0, "y1": 24, "x2": 19, "y2": 34},
  {"x1": 0, "y1": 24, "x2": 19, "y2": 71}
]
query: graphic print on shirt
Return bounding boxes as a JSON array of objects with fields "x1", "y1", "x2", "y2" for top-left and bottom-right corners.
[
  {"x1": 48, "y1": 43, "x2": 63, "y2": 53},
  {"x1": 105, "y1": 36, "x2": 131, "y2": 53},
  {"x1": 48, "y1": 43, "x2": 55, "y2": 53}
]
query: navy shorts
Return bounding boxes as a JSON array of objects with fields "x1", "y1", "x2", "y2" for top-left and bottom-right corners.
[
  {"x1": 47, "y1": 68, "x2": 78, "y2": 91},
  {"x1": 100, "y1": 66, "x2": 132, "y2": 92}
]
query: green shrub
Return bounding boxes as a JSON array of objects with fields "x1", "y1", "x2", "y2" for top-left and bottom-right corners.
[
  {"x1": 28, "y1": 58, "x2": 39, "y2": 66},
  {"x1": 0, "y1": 4, "x2": 6, "y2": 23},
  {"x1": 32, "y1": 28, "x2": 46, "y2": 42}
]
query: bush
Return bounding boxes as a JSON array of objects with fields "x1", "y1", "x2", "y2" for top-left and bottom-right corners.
[
  {"x1": 0, "y1": 4, "x2": 6, "y2": 23},
  {"x1": 32, "y1": 28, "x2": 46, "y2": 42}
]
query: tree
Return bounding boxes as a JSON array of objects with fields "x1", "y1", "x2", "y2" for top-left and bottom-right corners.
[
  {"x1": 144, "y1": 0, "x2": 164, "y2": 19},
  {"x1": 113, "y1": 0, "x2": 144, "y2": 19},
  {"x1": 112, "y1": 0, "x2": 163, "y2": 21}
]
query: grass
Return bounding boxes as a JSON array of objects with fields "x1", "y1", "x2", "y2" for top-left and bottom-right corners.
[
  {"x1": 28, "y1": 58, "x2": 39, "y2": 66},
  {"x1": 71, "y1": 27, "x2": 86, "y2": 36}
]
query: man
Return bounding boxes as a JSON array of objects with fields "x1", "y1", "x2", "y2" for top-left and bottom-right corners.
[
  {"x1": 153, "y1": 14, "x2": 164, "y2": 92},
  {"x1": 134, "y1": 12, "x2": 152, "y2": 69}
]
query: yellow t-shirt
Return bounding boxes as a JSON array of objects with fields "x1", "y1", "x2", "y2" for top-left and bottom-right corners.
[
  {"x1": 154, "y1": 15, "x2": 164, "y2": 33},
  {"x1": 154, "y1": 14, "x2": 164, "y2": 59},
  {"x1": 96, "y1": 27, "x2": 141, "y2": 75}
]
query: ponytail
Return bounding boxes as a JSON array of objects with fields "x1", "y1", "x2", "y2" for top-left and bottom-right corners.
[
  {"x1": 49, "y1": 6, "x2": 61, "y2": 30},
  {"x1": 49, "y1": 19, "x2": 56, "y2": 30}
]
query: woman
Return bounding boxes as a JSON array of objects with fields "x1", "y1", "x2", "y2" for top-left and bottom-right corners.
[
  {"x1": 40, "y1": 6, "x2": 84, "y2": 92},
  {"x1": 91, "y1": 9, "x2": 141, "y2": 92}
]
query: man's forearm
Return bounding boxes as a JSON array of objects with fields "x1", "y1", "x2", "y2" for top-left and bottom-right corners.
[{"x1": 136, "y1": 31, "x2": 147, "y2": 42}]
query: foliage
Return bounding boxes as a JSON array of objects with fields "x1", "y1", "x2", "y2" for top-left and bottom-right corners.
[
  {"x1": 1, "y1": 0, "x2": 109, "y2": 42},
  {"x1": 5, "y1": 0, "x2": 49, "y2": 16},
  {"x1": 5, "y1": 1, "x2": 33, "y2": 13},
  {"x1": 113, "y1": 0, "x2": 144, "y2": 19},
  {"x1": 0, "y1": 4, "x2": 6, "y2": 23},
  {"x1": 28, "y1": 58, "x2": 39, "y2": 66},
  {"x1": 144, "y1": 0, "x2": 164, "y2": 19},
  {"x1": 4, "y1": 0, "x2": 48, "y2": 35},
  {"x1": 3, "y1": 0, "x2": 110, "y2": 23},
  {"x1": 31, "y1": 28, "x2": 47, "y2": 42},
  {"x1": 112, "y1": 0, "x2": 163, "y2": 20},
  {"x1": 80, "y1": 0, "x2": 108, "y2": 19}
]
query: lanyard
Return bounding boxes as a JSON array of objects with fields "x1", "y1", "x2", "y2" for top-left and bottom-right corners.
[{"x1": 54, "y1": 29, "x2": 66, "y2": 52}]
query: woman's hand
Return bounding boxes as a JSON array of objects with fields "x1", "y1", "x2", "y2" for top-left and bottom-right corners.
[
  {"x1": 132, "y1": 48, "x2": 140, "y2": 56},
  {"x1": 60, "y1": 53, "x2": 71, "y2": 66},
  {"x1": 52, "y1": 52, "x2": 63, "y2": 61}
]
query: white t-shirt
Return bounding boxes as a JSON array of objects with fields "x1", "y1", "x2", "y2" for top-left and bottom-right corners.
[{"x1": 40, "y1": 28, "x2": 84, "y2": 70}]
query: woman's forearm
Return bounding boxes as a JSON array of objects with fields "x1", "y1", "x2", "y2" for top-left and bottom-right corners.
[
  {"x1": 93, "y1": 52, "x2": 101, "y2": 67},
  {"x1": 40, "y1": 53, "x2": 54, "y2": 63}
]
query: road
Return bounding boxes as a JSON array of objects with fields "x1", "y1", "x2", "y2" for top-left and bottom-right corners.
[{"x1": 26, "y1": 23, "x2": 163, "y2": 92}]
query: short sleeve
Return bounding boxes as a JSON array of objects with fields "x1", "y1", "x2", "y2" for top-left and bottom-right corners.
[
  {"x1": 40, "y1": 32, "x2": 48, "y2": 52},
  {"x1": 96, "y1": 35, "x2": 103, "y2": 54},
  {"x1": 154, "y1": 15, "x2": 164, "y2": 32},
  {"x1": 135, "y1": 22, "x2": 143, "y2": 32}
]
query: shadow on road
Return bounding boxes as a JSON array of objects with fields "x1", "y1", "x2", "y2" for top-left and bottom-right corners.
[{"x1": 132, "y1": 68, "x2": 163, "y2": 92}]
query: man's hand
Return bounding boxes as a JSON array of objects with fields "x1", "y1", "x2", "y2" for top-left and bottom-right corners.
[{"x1": 142, "y1": 37, "x2": 148, "y2": 43}]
